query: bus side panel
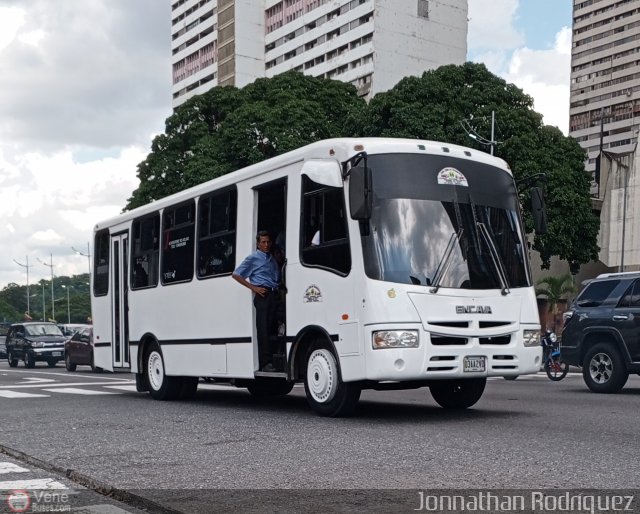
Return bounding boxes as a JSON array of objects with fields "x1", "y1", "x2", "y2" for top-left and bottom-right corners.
[{"x1": 92, "y1": 294, "x2": 114, "y2": 372}]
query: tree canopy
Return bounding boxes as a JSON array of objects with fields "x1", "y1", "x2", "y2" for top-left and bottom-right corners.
[
  {"x1": 126, "y1": 72, "x2": 365, "y2": 209},
  {"x1": 125, "y1": 65, "x2": 600, "y2": 270}
]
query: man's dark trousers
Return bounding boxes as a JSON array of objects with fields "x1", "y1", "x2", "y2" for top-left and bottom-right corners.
[{"x1": 254, "y1": 291, "x2": 282, "y2": 368}]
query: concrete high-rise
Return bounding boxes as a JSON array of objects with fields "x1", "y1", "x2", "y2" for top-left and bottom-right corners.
[
  {"x1": 171, "y1": 0, "x2": 468, "y2": 108},
  {"x1": 570, "y1": 0, "x2": 640, "y2": 186}
]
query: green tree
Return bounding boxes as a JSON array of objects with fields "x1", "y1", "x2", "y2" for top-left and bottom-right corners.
[
  {"x1": 126, "y1": 72, "x2": 366, "y2": 209},
  {"x1": 361, "y1": 62, "x2": 599, "y2": 269},
  {"x1": 125, "y1": 63, "x2": 599, "y2": 269},
  {"x1": 536, "y1": 273, "x2": 576, "y2": 316},
  {"x1": 0, "y1": 275, "x2": 91, "y2": 324}
]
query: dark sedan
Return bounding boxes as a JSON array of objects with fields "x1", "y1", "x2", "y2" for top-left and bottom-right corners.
[{"x1": 65, "y1": 326, "x2": 99, "y2": 372}]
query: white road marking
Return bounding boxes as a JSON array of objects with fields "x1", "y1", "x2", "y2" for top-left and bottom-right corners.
[
  {"x1": 0, "y1": 381, "x2": 134, "y2": 390},
  {"x1": 0, "y1": 478, "x2": 67, "y2": 489},
  {"x1": 198, "y1": 383, "x2": 237, "y2": 391},
  {"x1": 1, "y1": 369, "x2": 132, "y2": 380},
  {"x1": 21, "y1": 377, "x2": 57, "y2": 383},
  {"x1": 0, "y1": 463, "x2": 28, "y2": 474},
  {"x1": 42, "y1": 388, "x2": 120, "y2": 395},
  {"x1": 0, "y1": 390, "x2": 50, "y2": 398},
  {"x1": 104, "y1": 385, "x2": 138, "y2": 392}
]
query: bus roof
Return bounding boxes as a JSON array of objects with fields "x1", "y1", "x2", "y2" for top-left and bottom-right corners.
[{"x1": 95, "y1": 137, "x2": 510, "y2": 230}]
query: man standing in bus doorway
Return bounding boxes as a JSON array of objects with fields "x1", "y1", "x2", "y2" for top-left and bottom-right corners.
[{"x1": 232, "y1": 230, "x2": 283, "y2": 372}]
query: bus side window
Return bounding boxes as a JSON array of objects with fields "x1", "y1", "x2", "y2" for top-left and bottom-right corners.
[
  {"x1": 300, "y1": 176, "x2": 351, "y2": 275},
  {"x1": 197, "y1": 188, "x2": 237, "y2": 278},
  {"x1": 161, "y1": 201, "x2": 195, "y2": 284},
  {"x1": 94, "y1": 230, "x2": 110, "y2": 296},
  {"x1": 131, "y1": 214, "x2": 160, "y2": 289}
]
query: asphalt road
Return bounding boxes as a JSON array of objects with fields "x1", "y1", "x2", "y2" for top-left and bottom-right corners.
[{"x1": 1, "y1": 362, "x2": 639, "y2": 513}]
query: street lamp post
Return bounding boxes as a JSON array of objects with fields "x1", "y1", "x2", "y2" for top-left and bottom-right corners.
[
  {"x1": 61, "y1": 285, "x2": 72, "y2": 324},
  {"x1": 41, "y1": 282, "x2": 46, "y2": 321},
  {"x1": 463, "y1": 110, "x2": 499, "y2": 155},
  {"x1": 13, "y1": 256, "x2": 33, "y2": 316},
  {"x1": 72, "y1": 242, "x2": 91, "y2": 276},
  {"x1": 38, "y1": 254, "x2": 56, "y2": 322}
]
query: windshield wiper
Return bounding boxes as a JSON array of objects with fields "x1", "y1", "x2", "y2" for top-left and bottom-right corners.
[
  {"x1": 477, "y1": 222, "x2": 510, "y2": 296},
  {"x1": 429, "y1": 230, "x2": 463, "y2": 294}
]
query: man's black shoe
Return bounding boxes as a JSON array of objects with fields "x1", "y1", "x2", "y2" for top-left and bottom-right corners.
[{"x1": 262, "y1": 363, "x2": 276, "y2": 372}]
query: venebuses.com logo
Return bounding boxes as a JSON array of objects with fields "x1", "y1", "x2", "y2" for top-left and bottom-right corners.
[
  {"x1": 5, "y1": 490, "x2": 31, "y2": 513},
  {"x1": 4, "y1": 489, "x2": 70, "y2": 512}
]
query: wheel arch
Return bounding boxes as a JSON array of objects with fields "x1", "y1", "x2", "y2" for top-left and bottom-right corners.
[
  {"x1": 580, "y1": 328, "x2": 631, "y2": 366},
  {"x1": 290, "y1": 325, "x2": 339, "y2": 380},
  {"x1": 136, "y1": 332, "x2": 160, "y2": 374}
]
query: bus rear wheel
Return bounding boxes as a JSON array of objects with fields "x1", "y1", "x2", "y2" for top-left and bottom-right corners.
[
  {"x1": 145, "y1": 342, "x2": 182, "y2": 401},
  {"x1": 303, "y1": 344, "x2": 360, "y2": 417},
  {"x1": 430, "y1": 378, "x2": 486, "y2": 409}
]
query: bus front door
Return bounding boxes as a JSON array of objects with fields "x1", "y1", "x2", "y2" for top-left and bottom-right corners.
[{"x1": 111, "y1": 233, "x2": 130, "y2": 369}]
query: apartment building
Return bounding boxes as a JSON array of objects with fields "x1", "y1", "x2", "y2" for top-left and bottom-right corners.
[
  {"x1": 570, "y1": 0, "x2": 640, "y2": 187},
  {"x1": 171, "y1": 0, "x2": 468, "y2": 108}
]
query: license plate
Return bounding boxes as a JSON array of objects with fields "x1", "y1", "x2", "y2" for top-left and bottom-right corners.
[
  {"x1": 463, "y1": 356, "x2": 486, "y2": 372},
  {"x1": 52, "y1": 352, "x2": 62, "y2": 357}
]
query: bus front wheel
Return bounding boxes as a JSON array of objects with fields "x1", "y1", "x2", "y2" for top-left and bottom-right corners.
[
  {"x1": 430, "y1": 378, "x2": 486, "y2": 409},
  {"x1": 304, "y1": 344, "x2": 360, "y2": 417},
  {"x1": 145, "y1": 342, "x2": 182, "y2": 401}
]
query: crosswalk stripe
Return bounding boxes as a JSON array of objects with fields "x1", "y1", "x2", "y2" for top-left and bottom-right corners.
[
  {"x1": 42, "y1": 388, "x2": 120, "y2": 395},
  {"x1": 104, "y1": 385, "x2": 138, "y2": 392},
  {"x1": 0, "y1": 478, "x2": 67, "y2": 489},
  {"x1": 0, "y1": 381, "x2": 134, "y2": 390},
  {"x1": 0, "y1": 390, "x2": 50, "y2": 398},
  {"x1": 0, "y1": 463, "x2": 28, "y2": 474}
]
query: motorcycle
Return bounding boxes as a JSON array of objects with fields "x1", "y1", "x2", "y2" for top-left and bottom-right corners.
[{"x1": 541, "y1": 329, "x2": 569, "y2": 381}]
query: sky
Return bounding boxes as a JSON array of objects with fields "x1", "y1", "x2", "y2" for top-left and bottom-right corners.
[{"x1": 0, "y1": 0, "x2": 572, "y2": 289}]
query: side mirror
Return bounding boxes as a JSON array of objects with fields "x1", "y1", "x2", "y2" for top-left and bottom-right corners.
[
  {"x1": 531, "y1": 187, "x2": 547, "y2": 235},
  {"x1": 349, "y1": 166, "x2": 372, "y2": 220}
]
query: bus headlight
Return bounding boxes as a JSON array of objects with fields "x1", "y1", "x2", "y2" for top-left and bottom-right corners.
[
  {"x1": 372, "y1": 330, "x2": 419, "y2": 349},
  {"x1": 523, "y1": 330, "x2": 540, "y2": 347}
]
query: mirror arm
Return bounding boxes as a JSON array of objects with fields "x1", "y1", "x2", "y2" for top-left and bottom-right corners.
[{"x1": 342, "y1": 151, "x2": 368, "y2": 180}]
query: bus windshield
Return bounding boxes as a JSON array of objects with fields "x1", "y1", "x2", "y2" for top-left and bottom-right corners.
[{"x1": 360, "y1": 153, "x2": 530, "y2": 290}]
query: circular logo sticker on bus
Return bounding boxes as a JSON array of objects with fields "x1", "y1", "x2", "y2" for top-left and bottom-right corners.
[{"x1": 437, "y1": 167, "x2": 468, "y2": 187}]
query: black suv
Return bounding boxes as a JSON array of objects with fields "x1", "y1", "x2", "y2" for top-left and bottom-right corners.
[
  {"x1": 562, "y1": 272, "x2": 640, "y2": 393},
  {"x1": 6, "y1": 322, "x2": 66, "y2": 368}
]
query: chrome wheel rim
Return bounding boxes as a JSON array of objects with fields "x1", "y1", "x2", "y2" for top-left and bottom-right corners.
[
  {"x1": 589, "y1": 352, "x2": 613, "y2": 384},
  {"x1": 147, "y1": 351, "x2": 164, "y2": 391},
  {"x1": 307, "y1": 349, "x2": 337, "y2": 404}
]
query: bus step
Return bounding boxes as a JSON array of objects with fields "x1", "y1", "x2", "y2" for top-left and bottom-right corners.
[{"x1": 254, "y1": 371, "x2": 287, "y2": 378}]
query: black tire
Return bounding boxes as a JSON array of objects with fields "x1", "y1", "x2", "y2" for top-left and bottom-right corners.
[
  {"x1": 430, "y1": 378, "x2": 486, "y2": 409},
  {"x1": 65, "y1": 353, "x2": 77, "y2": 372},
  {"x1": 25, "y1": 351, "x2": 36, "y2": 369},
  {"x1": 503, "y1": 376, "x2": 518, "y2": 380},
  {"x1": 582, "y1": 343, "x2": 628, "y2": 394},
  {"x1": 46, "y1": 359, "x2": 57, "y2": 368},
  {"x1": 144, "y1": 342, "x2": 182, "y2": 401},
  {"x1": 179, "y1": 377, "x2": 199, "y2": 400},
  {"x1": 247, "y1": 378, "x2": 294, "y2": 398},
  {"x1": 7, "y1": 350, "x2": 18, "y2": 368},
  {"x1": 544, "y1": 357, "x2": 569, "y2": 381},
  {"x1": 303, "y1": 343, "x2": 361, "y2": 417}
]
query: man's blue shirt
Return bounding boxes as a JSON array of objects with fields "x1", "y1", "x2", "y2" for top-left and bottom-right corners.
[{"x1": 234, "y1": 249, "x2": 280, "y2": 289}]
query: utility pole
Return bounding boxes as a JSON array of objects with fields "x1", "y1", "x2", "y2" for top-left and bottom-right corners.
[
  {"x1": 13, "y1": 256, "x2": 33, "y2": 316},
  {"x1": 490, "y1": 110, "x2": 495, "y2": 156}
]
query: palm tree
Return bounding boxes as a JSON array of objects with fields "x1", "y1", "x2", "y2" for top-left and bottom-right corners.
[{"x1": 536, "y1": 273, "x2": 576, "y2": 331}]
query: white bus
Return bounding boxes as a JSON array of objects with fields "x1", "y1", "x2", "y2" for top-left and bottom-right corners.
[{"x1": 91, "y1": 138, "x2": 543, "y2": 416}]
